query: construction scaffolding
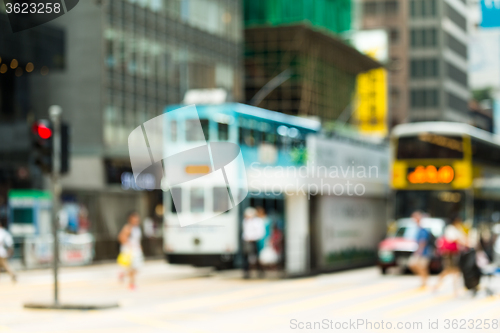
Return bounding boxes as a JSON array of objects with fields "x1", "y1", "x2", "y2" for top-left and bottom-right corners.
[
  {"x1": 244, "y1": 0, "x2": 352, "y2": 35},
  {"x1": 245, "y1": 25, "x2": 382, "y2": 123}
]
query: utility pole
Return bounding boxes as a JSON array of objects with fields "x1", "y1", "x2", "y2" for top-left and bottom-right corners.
[
  {"x1": 24, "y1": 106, "x2": 118, "y2": 310},
  {"x1": 49, "y1": 105, "x2": 62, "y2": 305}
]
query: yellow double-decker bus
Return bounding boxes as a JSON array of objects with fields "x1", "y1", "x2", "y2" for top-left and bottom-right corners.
[{"x1": 391, "y1": 122, "x2": 500, "y2": 226}]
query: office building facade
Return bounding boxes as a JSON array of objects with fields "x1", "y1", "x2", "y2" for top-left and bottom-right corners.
[
  {"x1": 361, "y1": 0, "x2": 470, "y2": 125},
  {"x1": 33, "y1": 0, "x2": 243, "y2": 259}
]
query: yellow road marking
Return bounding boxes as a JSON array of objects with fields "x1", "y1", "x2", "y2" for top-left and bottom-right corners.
[
  {"x1": 472, "y1": 295, "x2": 500, "y2": 319},
  {"x1": 157, "y1": 276, "x2": 326, "y2": 312},
  {"x1": 125, "y1": 315, "x2": 211, "y2": 333},
  {"x1": 386, "y1": 294, "x2": 455, "y2": 318},
  {"x1": 271, "y1": 281, "x2": 398, "y2": 315},
  {"x1": 335, "y1": 287, "x2": 428, "y2": 316},
  {"x1": 214, "y1": 283, "x2": 352, "y2": 313},
  {"x1": 442, "y1": 294, "x2": 498, "y2": 319}
]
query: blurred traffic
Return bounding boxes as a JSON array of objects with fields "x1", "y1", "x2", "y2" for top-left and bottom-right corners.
[{"x1": 1, "y1": 0, "x2": 500, "y2": 331}]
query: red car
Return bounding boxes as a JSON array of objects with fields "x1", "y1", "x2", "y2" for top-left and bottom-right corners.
[{"x1": 378, "y1": 218, "x2": 445, "y2": 274}]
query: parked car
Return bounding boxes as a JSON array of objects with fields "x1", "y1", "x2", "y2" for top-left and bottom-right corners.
[{"x1": 378, "y1": 217, "x2": 445, "y2": 274}]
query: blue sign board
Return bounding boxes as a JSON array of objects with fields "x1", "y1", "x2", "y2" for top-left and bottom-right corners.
[{"x1": 481, "y1": 0, "x2": 500, "y2": 28}]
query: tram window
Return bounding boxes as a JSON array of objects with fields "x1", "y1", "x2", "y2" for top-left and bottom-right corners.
[
  {"x1": 239, "y1": 126, "x2": 246, "y2": 145},
  {"x1": 190, "y1": 188, "x2": 205, "y2": 213},
  {"x1": 265, "y1": 132, "x2": 277, "y2": 145},
  {"x1": 213, "y1": 187, "x2": 230, "y2": 212},
  {"x1": 253, "y1": 129, "x2": 263, "y2": 145},
  {"x1": 243, "y1": 128, "x2": 255, "y2": 147},
  {"x1": 170, "y1": 120, "x2": 177, "y2": 142},
  {"x1": 292, "y1": 139, "x2": 305, "y2": 149},
  {"x1": 170, "y1": 187, "x2": 182, "y2": 213},
  {"x1": 186, "y1": 119, "x2": 209, "y2": 141},
  {"x1": 218, "y1": 122, "x2": 229, "y2": 141}
]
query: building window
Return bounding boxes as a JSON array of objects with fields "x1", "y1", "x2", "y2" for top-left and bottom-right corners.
[
  {"x1": 411, "y1": 89, "x2": 439, "y2": 108},
  {"x1": 446, "y1": 33, "x2": 467, "y2": 58},
  {"x1": 410, "y1": 0, "x2": 417, "y2": 17},
  {"x1": 446, "y1": 3, "x2": 466, "y2": 31},
  {"x1": 384, "y1": 0, "x2": 399, "y2": 14},
  {"x1": 390, "y1": 28, "x2": 400, "y2": 44},
  {"x1": 429, "y1": 0, "x2": 437, "y2": 16},
  {"x1": 391, "y1": 88, "x2": 400, "y2": 106},
  {"x1": 410, "y1": 28, "x2": 438, "y2": 48},
  {"x1": 447, "y1": 92, "x2": 468, "y2": 113},
  {"x1": 364, "y1": 1, "x2": 378, "y2": 15},
  {"x1": 410, "y1": 58, "x2": 439, "y2": 78},
  {"x1": 410, "y1": 0, "x2": 437, "y2": 17},
  {"x1": 427, "y1": 28, "x2": 437, "y2": 46},
  {"x1": 446, "y1": 62, "x2": 468, "y2": 87}
]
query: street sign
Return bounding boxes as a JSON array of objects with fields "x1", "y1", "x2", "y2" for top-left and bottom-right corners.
[
  {"x1": 481, "y1": 0, "x2": 500, "y2": 28},
  {"x1": 354, "y1": 68, "x2": 388, "y2": 136},
  {"x1": 351, "y1": 30, "x2": 388, "y2": 137}
]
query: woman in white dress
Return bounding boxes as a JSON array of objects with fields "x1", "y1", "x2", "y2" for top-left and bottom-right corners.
[{"x1": 118, "y1": 211, "x2": 143, "y2": 290}]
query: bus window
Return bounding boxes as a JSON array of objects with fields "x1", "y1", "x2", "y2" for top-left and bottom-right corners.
[
  {"x1": 190, "y1": 188, "x2": 205, "y2": 213},
  {"x1": 218, "y1": 122, "x2": 229, "y2": 141},
  {"x1": 186, "y1": 119, "x2": 209, "y2": 141},
  {"x1": 213, "y1": 187, "x2": 230, "y2": 212},
  {"x1": 471, "y1": 138, "x2": 500, "y2": 166},
  {"x1": 170, "y1": 120, "x2": 177, "y2": 142},
  {"x1": 170, "y1": 187, "x2": 182, "y2": 213},
  {"x1": 396, "y1": 135, "x2": 463, "y2": 159}
]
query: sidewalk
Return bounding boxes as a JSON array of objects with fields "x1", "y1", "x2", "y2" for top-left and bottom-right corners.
[{"x1": 2, "y1": 259, "x2": 214, "y2": 286}]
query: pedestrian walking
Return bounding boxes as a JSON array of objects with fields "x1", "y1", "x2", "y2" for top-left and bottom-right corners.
[
  {"x1": 242, "y1": 207, "x2": 265, "y2": 279},
  {"x1": 117, "y1": 211, "x2": 143, "y2": 290},
  {"x1": 0, "y1": 218, "x2": 16, "y2": 283},
  {"x1": 408, "y1": 211, "x2": 431, "y2": 288},
  {"x1": 433, "y1": 215, "x2": 468, "y2": 295}
]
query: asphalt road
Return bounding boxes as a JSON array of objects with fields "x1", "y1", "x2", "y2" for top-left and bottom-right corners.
[{"x1": 1, "y1": 261, "x2": 499, "y2": 333}]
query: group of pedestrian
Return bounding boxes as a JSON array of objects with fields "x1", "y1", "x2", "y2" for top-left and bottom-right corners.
[
  {"x1": 408, "y1": 210, "x2": 495, "y2": 296},
  {"x1": 242, "y1": 206, "x2": 283, "y2": 279}
]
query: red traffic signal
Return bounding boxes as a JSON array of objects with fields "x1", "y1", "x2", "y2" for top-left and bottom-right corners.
[{"x1": 32, "y1": 122, "x2": 52, "y2": 139}]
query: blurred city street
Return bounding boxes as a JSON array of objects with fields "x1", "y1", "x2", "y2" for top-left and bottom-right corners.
[
  {"x1": 1, "y1": 262, "x2": 500, "y2": 333},
  {"x1": 3, "y1": 0, "x2": 500, "y2": 331}
]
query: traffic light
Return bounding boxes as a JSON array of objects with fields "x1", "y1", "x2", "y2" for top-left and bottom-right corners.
[
  {"x1": 60, "y1": 123, "x2": 70, "y2": 174},
  {"x1": 32, "y1": 120, "x2": 70, "y2": 175},
  {"x1": 32, "y1": 120, "x2": 53, "y2": 174}
]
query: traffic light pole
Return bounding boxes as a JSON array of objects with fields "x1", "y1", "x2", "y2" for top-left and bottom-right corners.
[
  {"x1": 24, "y1": 106, "x2": 118, "y2": 310},
  {"x1": 49, "y1": 105, "x2": 62, "y2": 305}
]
